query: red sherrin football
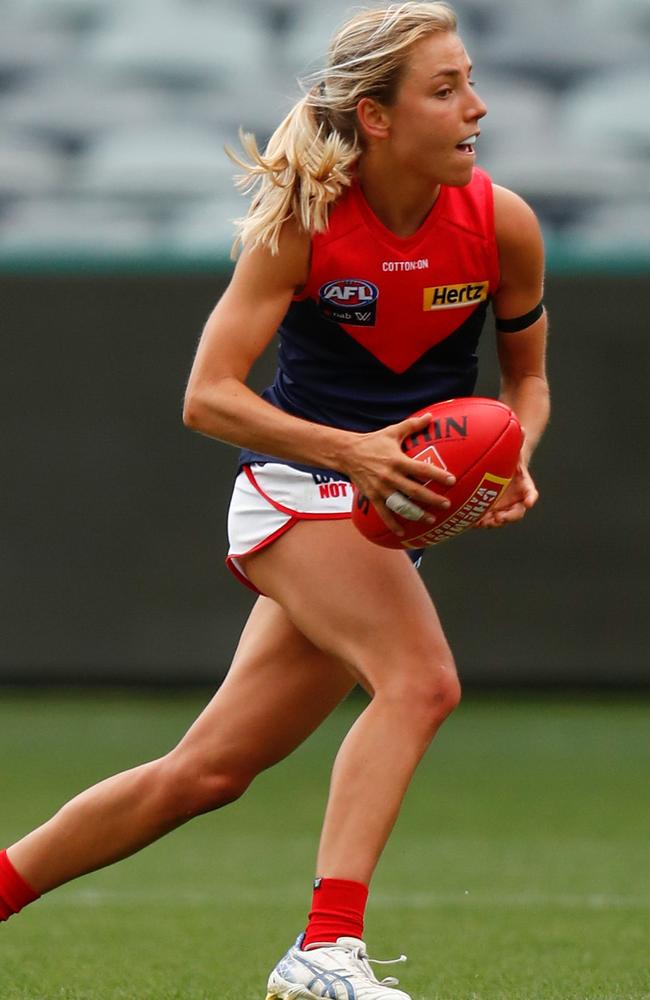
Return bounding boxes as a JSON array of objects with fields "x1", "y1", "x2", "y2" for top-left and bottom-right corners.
[{"x1": 352, "y1": 397, "x2": 523, "y2": 549}]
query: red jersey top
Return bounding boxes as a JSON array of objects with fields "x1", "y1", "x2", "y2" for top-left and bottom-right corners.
[
  {"x1": 239, "y1": 166, "x2": 500, "y2": 472},
  {"x1": 295, "y1": 165, "x2": 499, "y2": 373}
]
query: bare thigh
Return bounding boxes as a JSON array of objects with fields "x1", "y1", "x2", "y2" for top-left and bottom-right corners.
[
  {"x1": 243, "y1": 519, "x2": 457, "y2": 695},
  {"x1": 171, "y1": 594, "x2": 356, "y2": 779}
]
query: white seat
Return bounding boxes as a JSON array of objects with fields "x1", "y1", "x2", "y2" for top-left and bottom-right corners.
[
  {"x1": 558, "y1": 69, "x2": 650, "y2": 156},
  {"x1": 480, "y1": 141, "x2": 650, "y2": 211},
  {"x1": 573, "y1": 0, "x2": 650, "y2": 37},
  {"x1": 0, "y1": 137, "x2": 66, "y2": 198},
  {"x1": 473, "y1": 75, "x2": 556, "y2": 160},
  {"x1": 4, "y1": 0, "x2": 114, "y2": 28},
  {"x1": 190, "y1": 72, "x2": 296, "y2": 137},
  {"x1": 0, "y1": 72, "x2": 172, "y2": 145},
  {"x1": 481, "y1": 4, "x2": 648, "y2": 85},
  {"x1": 166, "y1": 194, "x2": 248, "y2": 257},
  {"x1": 562, "y1": 201, "x2": 650, "y2": 255},
  {"x1": 85, "y1": 2, "x2": 267, "y2": 87},
  {"x1": 283, "y1": 3, "x2": 370, "y2": 77},
  {"x1": 0, "y1": 19, "x2": 73, "y2": 77},
  {"x1": 76, "y1": 125, "x2": 238, "y2": 200},
  {"x1": 0, "y1": 198, "x2": 156, "y2": 254}
]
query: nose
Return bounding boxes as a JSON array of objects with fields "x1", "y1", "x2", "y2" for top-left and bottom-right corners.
[{"x1": 470, "y1": 89, "x2": 488, "y2": 122}]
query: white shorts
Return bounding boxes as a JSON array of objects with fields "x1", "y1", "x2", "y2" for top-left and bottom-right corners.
[{"x1": 226, "y1": 463, "x2": 353, "y2": 592}]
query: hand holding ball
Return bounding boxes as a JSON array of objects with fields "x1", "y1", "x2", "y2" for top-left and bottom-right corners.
[{"x1": 352, "y1": 398, "x2": 522, "y2": 549}]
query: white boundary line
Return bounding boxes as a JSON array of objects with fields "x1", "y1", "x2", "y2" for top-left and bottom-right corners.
[{"x1": 44, "y1": 887, "x2": 650, "y2": 911}]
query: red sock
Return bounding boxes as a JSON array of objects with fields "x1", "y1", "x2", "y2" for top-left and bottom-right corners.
[
  {"x1": 0, "y1": 850, "x2": 40, "y2": 922},
  {"x1": 302, "y1": 877, "x2": 369, "y2": 949}
]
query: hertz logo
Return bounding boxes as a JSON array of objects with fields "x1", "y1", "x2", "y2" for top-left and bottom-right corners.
[{"x1": 423, "y1": 280, "x2": 489, "y2": 311}]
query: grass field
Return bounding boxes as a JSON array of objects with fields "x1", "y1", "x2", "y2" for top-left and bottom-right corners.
[{"x1": 0, "y1": 689, "x2": 649, "y2": 1000}]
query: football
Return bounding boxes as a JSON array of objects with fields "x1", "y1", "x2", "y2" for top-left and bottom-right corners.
[{"x1": 352, "y1": 397, "x2": 523, "y2": 549}]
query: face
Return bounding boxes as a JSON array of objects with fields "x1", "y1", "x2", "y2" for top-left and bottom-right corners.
[{"x1": 365, "y1": 32, "x2": 487, "y2": 185}]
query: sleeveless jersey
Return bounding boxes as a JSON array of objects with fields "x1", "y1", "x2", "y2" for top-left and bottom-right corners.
[{"x1": 239, "y1": 166, "x2": 500, "y2": 476}]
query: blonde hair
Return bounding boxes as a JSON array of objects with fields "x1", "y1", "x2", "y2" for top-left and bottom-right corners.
[{"x1": 228, "y1": 2, "x2": 457, "y2": 256}]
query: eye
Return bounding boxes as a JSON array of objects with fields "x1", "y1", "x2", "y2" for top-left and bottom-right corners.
[
  {"x1": 468, "y1": 79, "x2": 477, "y2": 88},
  {"x1": 435, "y1": 87, "x2": 452, "y2": 99}
]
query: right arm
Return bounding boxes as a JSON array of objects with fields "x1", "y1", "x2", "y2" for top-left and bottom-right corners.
[
  {"x1": 183, "y1": 221, "x2": 354, "y2": 473},
  {"x1": 183, "y1": 221, "x2": 454, "y2": 533}
]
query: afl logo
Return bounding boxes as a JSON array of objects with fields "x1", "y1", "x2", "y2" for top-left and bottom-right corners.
[{"x1": 319, "y1": 278, "x2": 378, "y2": 327}]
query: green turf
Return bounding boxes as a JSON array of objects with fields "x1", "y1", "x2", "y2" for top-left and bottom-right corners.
[{"x1": 1, "y1": 690, "x2": 649, "y2": 1000}]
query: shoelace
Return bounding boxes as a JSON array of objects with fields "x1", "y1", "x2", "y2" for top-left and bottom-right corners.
[{"x1": 353, "y1": 947, "x2": 408, "y2": 988}]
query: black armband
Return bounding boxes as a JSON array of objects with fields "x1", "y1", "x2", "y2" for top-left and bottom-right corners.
[{"x1": 495, "y1": 300, "x2": 544, "y2": 333}]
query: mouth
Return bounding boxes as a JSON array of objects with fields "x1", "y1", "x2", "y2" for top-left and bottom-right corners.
[{"x1": 455, "y1": 133, "x2": 478, "y2": 155}]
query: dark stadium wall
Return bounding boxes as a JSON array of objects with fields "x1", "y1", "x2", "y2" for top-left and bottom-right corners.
[{"x1": 2, "y1": 272, "x2": 648, "y2": 685}]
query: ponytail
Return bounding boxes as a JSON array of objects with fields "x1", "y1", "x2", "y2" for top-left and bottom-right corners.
[
  {"x1": 227, "y1": 2, "x2": 457, "y2": 257},
  {"x1": 227, "y1": 90, "x2": 360, "y2": 258}
]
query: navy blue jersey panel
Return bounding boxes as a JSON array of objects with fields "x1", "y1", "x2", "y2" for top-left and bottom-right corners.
[
  {"x1": 238, "y1": 297, "x2": 488, "y2": 475},
  {"x1": 271, "y1": 297, "x2": 487, "y2": 431}
]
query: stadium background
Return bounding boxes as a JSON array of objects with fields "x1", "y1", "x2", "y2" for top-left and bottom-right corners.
[{"x1": 1, "y1": 0, "x2": 649, "y2": 687}]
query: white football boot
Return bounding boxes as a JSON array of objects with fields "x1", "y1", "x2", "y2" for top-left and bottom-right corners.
[{"x1": 266, "y1": 933, "x2": 412, "y2": 1000}]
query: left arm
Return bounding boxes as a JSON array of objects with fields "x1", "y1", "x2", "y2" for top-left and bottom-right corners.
[{"x1": 479, "y1": 184, "x2": 550, "y2": 528}]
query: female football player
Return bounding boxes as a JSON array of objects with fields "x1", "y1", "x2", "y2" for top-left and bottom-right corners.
[{"x1": 0, "y1": 4, "x2": 549, "y2": 998}]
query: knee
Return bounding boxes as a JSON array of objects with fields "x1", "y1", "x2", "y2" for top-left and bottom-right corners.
[
  {"x1": 157, "y1": 752, "x2": 252, "y2": 821},
  {"x1": 410, "y1": 668, "x2": 461, "y2": 727},
  {"x1": 379, "y1": 660, "x2": 461, "y2": 731},
  {"x1": 433, "y1": 668, "x2": 462, "y2": 721}
]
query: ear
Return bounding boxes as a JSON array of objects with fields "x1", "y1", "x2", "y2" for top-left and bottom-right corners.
[{"x1": 356, "y1": 97, "x2": 391, "y2": 142}]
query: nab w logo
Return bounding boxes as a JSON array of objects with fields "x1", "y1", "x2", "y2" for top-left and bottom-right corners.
[{"x1": 319, "y1": 278, "x2": 378, "y2": 327}]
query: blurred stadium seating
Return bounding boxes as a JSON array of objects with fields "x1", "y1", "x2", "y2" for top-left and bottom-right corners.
[{"x1": 0, "y1": 0, "x2": 648, "y2": 265}]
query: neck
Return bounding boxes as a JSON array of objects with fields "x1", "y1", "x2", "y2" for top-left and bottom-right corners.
[{"x1": 356, "y1": 157, "x2": 441, "y2": 238}]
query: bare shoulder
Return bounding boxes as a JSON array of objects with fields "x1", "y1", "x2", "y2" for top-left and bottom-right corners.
[
  {"x1": 492, "y1": 184, "x2": 543, "y2": 256},
  {"x1": 230, "y1": 216, "x2": 311, "y2": 297},
  {"x1": 492, "y1": 184, "x2": 544, "y2": 292}
]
